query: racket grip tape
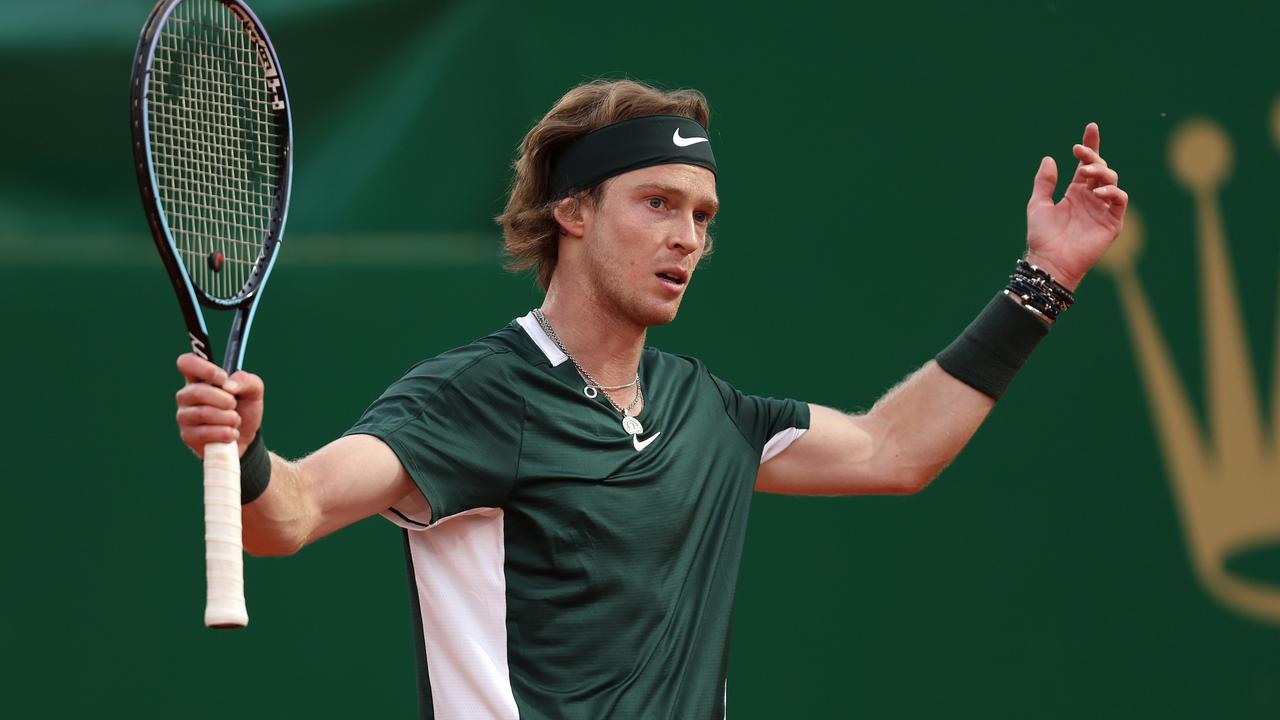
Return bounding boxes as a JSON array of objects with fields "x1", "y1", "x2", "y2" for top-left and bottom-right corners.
[{"x1": 203, "y1": 441, "x2": 249, "y2": 628}]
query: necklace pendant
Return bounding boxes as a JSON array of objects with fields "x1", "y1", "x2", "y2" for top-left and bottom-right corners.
[{"x1": 622, "y1": 416, "x2": 643, "y2": 435}]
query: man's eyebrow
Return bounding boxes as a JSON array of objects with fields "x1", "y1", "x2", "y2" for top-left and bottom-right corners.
[{"x1": 635, "y1": 183, "x2": 720, "y2": 213}]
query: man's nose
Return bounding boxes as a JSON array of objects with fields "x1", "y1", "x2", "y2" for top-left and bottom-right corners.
[{"x1": 667, "y1": 214, "x2": 702, "y2": 255}]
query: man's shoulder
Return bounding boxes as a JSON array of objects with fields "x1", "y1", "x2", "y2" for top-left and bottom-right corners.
[
  {"x1": 348, "y1": 322, "x2": 531, "y2": 438},
  {"x1": 642, "y1": 348, "x2": 775, "y2": 410},
  {"x1": 400, "y1": 322, "x2": 529, "y2": 389},
  {"x1": 654, "y1": 347, "x2": 759, "y2": 399},
  {"x1": 643, "y1": 345, "x2": 707, "y2": 376}
]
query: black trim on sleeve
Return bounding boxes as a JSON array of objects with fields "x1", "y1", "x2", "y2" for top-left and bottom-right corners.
[{"x1": 389, "y1": 506, "x2": 431, "y2": 529}]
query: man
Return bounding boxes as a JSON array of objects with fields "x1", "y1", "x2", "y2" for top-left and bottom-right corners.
[{"x1": 175, "y1": 79, "x2": 1126, "y2": 718}]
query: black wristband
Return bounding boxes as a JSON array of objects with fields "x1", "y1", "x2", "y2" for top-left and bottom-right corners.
[
  {"x1": 935, "y1": 292, "x2": 1050, "y2": 401},
  {"x1": 240, "y1": 433, "x2": 271, "y2": 505}
]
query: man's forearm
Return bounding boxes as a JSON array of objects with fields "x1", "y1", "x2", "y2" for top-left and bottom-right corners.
[
  {"x1": 759, "y1": 287, "x2": 1058, "y2": 495},
  {"x1": 239, "y1": 434, "x2": 418, "y2": 555},
  {"x1": 864, "y1": 283, "x2": 1059, "y2": 490},
  {"x1": 242, "y1": 453, "x2": 318, "y2": 557},
  {"x1": 859, "y1": 360, "x2": 996, "y2": 492}
]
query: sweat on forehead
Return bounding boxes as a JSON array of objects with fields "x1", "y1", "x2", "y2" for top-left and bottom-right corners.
[{"x1": 548, "y1": 115, "x2": 717, "y2": 201}]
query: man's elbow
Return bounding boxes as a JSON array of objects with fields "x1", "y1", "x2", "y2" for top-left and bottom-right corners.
[
  {"x1": 879, "y1": 465, "x2": 942, "y2": 495},
  {"x1": 244, "y1": 535, "x2": 306, "y2": 557},
  {"x1": 242, "y1": 518, "x2": 309, "y2": 557}
]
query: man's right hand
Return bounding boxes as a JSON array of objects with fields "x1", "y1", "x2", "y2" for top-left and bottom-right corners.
[
  {"x1": 174, "y1": 354, "x2": 417, "y2": 555},
  {"x1": 175, "y1": 354, "x2": 265, "y2": 459}
]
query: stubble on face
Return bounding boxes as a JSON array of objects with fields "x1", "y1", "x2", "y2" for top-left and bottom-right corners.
[
  {"x1": 578, "y1": 166, "x2": 716, "y2": 330},
  {"x1": 583, "y1": 214, "x2": 677, "y2": 329}
]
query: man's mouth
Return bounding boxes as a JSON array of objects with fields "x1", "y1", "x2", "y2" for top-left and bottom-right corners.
[{"x1": 656, "y1": 270, "x2": 687, "y2": 287}]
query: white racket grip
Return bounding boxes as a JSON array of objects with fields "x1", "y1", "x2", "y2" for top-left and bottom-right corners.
[{"x1": 203, "y1": 441, "x2": 248, "y2": 628}]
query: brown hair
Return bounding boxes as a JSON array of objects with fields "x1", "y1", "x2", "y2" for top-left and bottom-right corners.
[{"x1": 496, "y1": 79, "x2": 711, "y2": 290}]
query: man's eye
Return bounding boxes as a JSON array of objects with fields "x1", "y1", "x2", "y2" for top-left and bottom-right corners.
[
  {"x1": 648, "y1": 198, "x2": 664, "y2": 209},
  {"x1": 694, "y1": 212, "x2": 709, "y2": 223}
]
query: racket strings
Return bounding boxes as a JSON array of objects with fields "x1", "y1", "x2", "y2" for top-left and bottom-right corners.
[{"x1": 148, "y1": 0, "x2": 283, "y2": 302}]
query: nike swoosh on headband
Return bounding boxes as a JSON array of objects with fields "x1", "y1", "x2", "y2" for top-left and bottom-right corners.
[
  {"x1": 672, "y1": 129, "x2": 709, "y2": 147},
  {"x1": 633, "y1": 432, "x2": 662, "y2": 452}
]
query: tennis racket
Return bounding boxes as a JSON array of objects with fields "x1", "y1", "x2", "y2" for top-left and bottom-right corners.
[{"x1": 130, "y1": 0, "x2": 293, "y2": 628}]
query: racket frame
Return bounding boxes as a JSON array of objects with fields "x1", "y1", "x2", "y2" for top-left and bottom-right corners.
[
  {"x1": 129, "y1": 0, "x2": 294, "y2": 374},
  {"x1": 129, "y1": 0, "x2": 294, "y2": 628}
]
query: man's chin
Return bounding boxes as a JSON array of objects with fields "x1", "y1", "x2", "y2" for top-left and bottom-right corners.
[{"x1": 632, "y1": 302, "x2": 681, "y2": 329}]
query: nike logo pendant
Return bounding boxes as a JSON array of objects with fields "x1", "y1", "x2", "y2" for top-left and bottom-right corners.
[
  {"x1": 632, "y1": 432, "x2": 662, "y2": 452},
  {"x1": 672, "y1": 129, "x2": 708, "y2": 147}
]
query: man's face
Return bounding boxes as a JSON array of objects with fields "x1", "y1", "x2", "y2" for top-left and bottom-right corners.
[{"x1": 579, "y1": 163, "x2": 719, "y2": 327}]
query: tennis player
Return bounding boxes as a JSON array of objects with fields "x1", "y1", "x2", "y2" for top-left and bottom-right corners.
[{"x1": 174, "y1": 79, "x2": 1126, "y2": 718}]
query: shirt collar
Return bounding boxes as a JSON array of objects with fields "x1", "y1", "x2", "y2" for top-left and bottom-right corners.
[{"x1": 515, "y1": 311, "x2": 569, "y2": 367}]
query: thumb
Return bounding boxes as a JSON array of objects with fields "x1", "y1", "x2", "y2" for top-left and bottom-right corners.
[
  {"x1": 1027, "y1": 156, "x2": 1057, "y2": 209},
  {"x1": 223, "y1": 370, "x2": 264, "y2": 401},
  {"x1": 225, "y1": 371, "x2": 265, "y2": 452}
]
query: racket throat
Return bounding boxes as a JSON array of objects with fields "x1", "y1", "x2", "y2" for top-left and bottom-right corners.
[{"x1": 223, "y1": 306, "x2": 253, "y2": 374}]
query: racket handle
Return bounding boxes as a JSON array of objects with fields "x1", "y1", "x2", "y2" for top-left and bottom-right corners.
[{"x1": 203, "y1": 441, "x2": 248, "y2": 628}]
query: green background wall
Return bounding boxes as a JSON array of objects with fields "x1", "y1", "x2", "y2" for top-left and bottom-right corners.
[{"x1": 3, "y1": 0, "x2": 1277, "y2": 716}]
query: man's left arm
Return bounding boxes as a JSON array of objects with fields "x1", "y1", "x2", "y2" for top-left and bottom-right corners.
[
  {"x1": 758, "y1": 122, "x2": 1127, "y2": 496},
  {"x1": 756, "y1": 363, "x2": 993, "y2": 495}
]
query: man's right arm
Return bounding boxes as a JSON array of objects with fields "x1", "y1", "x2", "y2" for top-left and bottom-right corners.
[{"x1": 175, "y1": 354, "x2": 419, "y2": 557}]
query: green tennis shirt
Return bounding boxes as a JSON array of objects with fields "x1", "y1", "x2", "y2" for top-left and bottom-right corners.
[{"x1": 346, "y1": 313, "x2": 810, "y2": 719}]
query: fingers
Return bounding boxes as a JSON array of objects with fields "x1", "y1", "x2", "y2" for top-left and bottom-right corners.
[
  {"x1": 1092, "y1": 184, "x2": 1129, "y2": 223},
  {"x1": 1071, "y1": 141, "x2": 1120, "y2": 192},
  {"x1": 1072, "y1": 143, "x2": 1106, "y2": 166},
  {"x1": 1081, "y1": 121, "x2": 1100, "y2": 153},
  {"x1": 222, "y1": 370, "x2": 264, "y2": 401},
  {"x1": 1078, "y1": 162, "x2": 1119, "y2": 186},
  {"x1": 176, "y1": 404, "x2": 242, "y2": 429},
  {"x1": 177, "y1": 353, "x2": 227, "y2": 386},
  {"x1": 176, "y1": 382, "x2": 237, "y2": 410},
  {"x1": 179, "y1": 424, "x2": 240, "y2": 454},
  {"x1": 175, "y1": 383, "x2": 242, "y2": 457},
  {"x1": 1027, "y1": 156, "x2": 1058, "y2": 208},
  {"x1": 174, "y1": 355, "x2": 265, "y2": 457}
]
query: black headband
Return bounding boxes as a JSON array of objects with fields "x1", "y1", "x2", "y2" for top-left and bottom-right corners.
[{"x1": 547, "y1": 115, "x2": 717, "y2": 200}]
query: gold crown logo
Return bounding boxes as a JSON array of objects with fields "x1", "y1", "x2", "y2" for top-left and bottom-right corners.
[{"x1": 1098, "y1": 95, "x2": 1280, "y2": 624}]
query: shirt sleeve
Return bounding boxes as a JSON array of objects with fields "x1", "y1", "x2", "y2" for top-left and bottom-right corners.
[
  {"x1": 706, "y1": 370, "x2": 810, "y2": 463},
  {"x1": 344, "y1": 351, "x2": 523, "y2": 525}
]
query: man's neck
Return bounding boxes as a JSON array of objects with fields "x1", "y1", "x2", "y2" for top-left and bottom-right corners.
[{"x1": 539, "y1": 284, "x2": 645, "y2": 387}]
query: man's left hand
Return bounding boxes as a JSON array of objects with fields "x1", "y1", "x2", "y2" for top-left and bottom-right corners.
[{"x1": 1024, "y1": 122, "x2": 1128, "y2": 292}]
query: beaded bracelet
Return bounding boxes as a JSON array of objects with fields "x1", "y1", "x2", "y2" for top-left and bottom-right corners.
[
  {"x1": 934, "y1": 258, "x2": 1077, "y2": 400},
  {"x1": 1006, "y1": 259, "x2": 1075, "y2": 324}
]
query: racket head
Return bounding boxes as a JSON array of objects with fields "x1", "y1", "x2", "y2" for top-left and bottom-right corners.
[{"x1": 130, "y1": 0, "x2": 293, "y2": 314}]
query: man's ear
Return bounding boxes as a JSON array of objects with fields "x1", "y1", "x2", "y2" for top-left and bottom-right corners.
[{"x1": 552, "y1": 196, "x2": 587, "y2": 239}]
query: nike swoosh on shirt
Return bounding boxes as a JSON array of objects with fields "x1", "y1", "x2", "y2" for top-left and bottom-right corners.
[
  {"x1": 633, "y1": 432, "x2": 662, "y2": 452},
  {"x1": 672, "y1": 129, "x2": 708, "y2": 147}
]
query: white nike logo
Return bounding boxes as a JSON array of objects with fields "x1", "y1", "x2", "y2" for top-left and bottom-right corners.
[
  {"x1": 672, "y1": 129, "x2": 708, "y2": 147},
  {"x1": 633, "y1": 432, "x2": 662, "y2": 452}
]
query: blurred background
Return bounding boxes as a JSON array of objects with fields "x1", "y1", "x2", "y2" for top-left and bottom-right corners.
[{"x1": 3, "y1": 0, "x2": 1278, "y2": 716}]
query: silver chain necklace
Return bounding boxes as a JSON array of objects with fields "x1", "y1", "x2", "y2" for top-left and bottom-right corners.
[{"x1": 533, "y1": 309, "x2": 646, "y2": 436}]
